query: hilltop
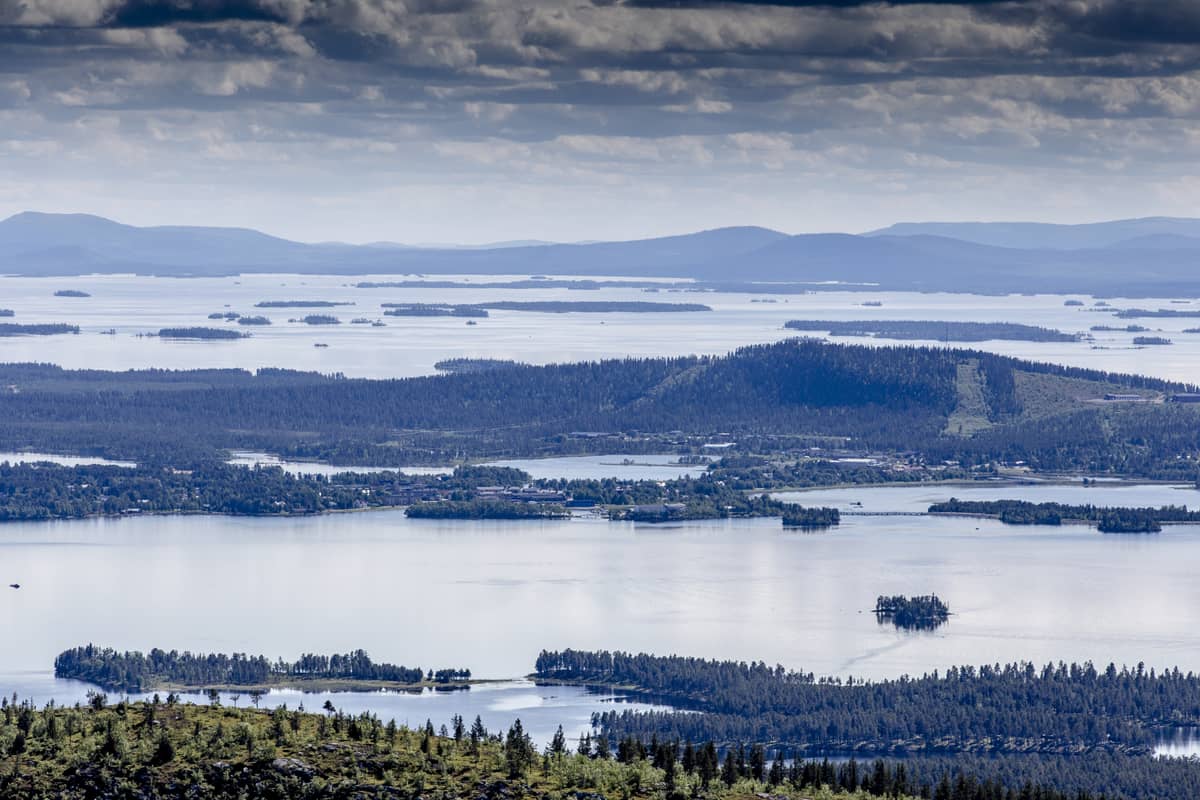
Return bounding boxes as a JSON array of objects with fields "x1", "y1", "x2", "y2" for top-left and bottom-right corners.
[{"x1": 0, "y1": 340, "x2": 1193, "y2": 477}]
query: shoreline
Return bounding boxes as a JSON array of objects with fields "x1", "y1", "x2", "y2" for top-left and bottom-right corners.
[
  {"x1": 769, "y1": 475, "x2": 1197, "y2": 494},
  {"x1": 56, "y1": 675, "x2": 511, "y2": 695}
]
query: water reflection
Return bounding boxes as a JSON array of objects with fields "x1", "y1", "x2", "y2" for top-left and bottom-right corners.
[
  {"x1": 1156, "y1": 728, "x2": 1200, "y2": 758},
  {"x1": 2, "y1": 511, "x2": 1199, "y2": 684}
]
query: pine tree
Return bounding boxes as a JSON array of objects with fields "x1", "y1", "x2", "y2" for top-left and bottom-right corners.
[
  {"x1": 721, "y1": 749, "x2": 738, "y2": 788},
  {"x1": 504, "y1": 719, "x2": 534, "y2": 778},
  {"x1": 549, "y1": 725, "x2": 566, "y2": 755},
  {"x1": 682, "y1": 741, "x2": 696, "y2": 774}
]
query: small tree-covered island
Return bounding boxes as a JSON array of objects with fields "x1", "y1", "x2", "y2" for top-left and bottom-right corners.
[
  {"x1": 255, "y1": 300, "x2": 354, "y2": 308},
  {"x1": 0, "y1": 323, "x2": 79, "y2": 336},
  {"x1": 157, "y1": 327, "x2": 248, "y2": 340},
  {"x1": 874, "y1": 595, "x2": 951, "y2": 630}
]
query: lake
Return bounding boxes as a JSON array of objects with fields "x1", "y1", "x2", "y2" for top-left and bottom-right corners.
[
  {"x1": 225, "y1": 452, "x2": 452, "y2": 477},
  {"x1": 3, "y1": 503, "x2": 1200, "y2": 728},
  {"x1": 4, "y1": 450, "x2": 702, "y2": 481},
  {"x1": 486, "y1": 454, "x2": 705, "y2": 481},
  {"x1": 0, "y1": 451, "x2": 137, "y2": 468},
  {"x1": 4, "y1": 273, "x2": 1200, "y2": 745},
  {"x1": 3, "y1": 273, "x2": 1200, "y2": 381}
]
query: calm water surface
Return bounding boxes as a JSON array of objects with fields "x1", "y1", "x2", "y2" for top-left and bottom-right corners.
[
  {"x1": 2, "y1": 273, "x2": 1200, "y2": 380},
  {"x1": 3, "y1": 508, "x2": 1198, "y2": 698},
  {"x1": 0, "y1": 451, "x2": 137, "y2": 468},
  {"x1": 4, "y1": 275, "x2": 1200, "y2": 735},
  {"x1": 487, "y1": 454, "x2": 704, "y2": 481}
]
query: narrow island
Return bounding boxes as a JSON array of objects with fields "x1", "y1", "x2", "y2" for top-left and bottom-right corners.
[
  {"x1": 0, "y1": 323, "x2": 80, "y2": 336},
  {"x1": 236, "y1": 315, "x2": 272, "y2": 326},
  {"x1": 208, "y1": 311, "x2": 240, "y2": 320},
  {"x1": 382, "y1": 301, "x2": 711, "y2": 315},
  {"x1": 783, "y1": 320, "x2": 1080, "y2": 343},
  {"x1": 157, "y1": 327, "x2": 248, "y2": 340},
  {"x1": 357, "y1": 278, "x2": 663, "y2": 290},
  {"x1": 300, "y1": 315, "x2": 341, "y2": 325},
  {"x1": 476, "y1": 301, "x2": 712, "y2": 313},
  {"x1": 1091, "y1": 324, "x2": 1149, "y2": 332},
  {"x1": 405, "y1": 498, "x2": 570, "y2": 520},
  {"x1": 55, "y1": 644, "x2": 470, "y2": 693},
  {"x1": 1133, "y1": 336, "x2": 1172, "y2": 346},
  {"x1": 1114, "y1": 308, "x2": 1200, "y2": 319},
  {"x1": 0, "y1": 309, "x2": 13, "y2": 317},
  {"x1": 926, "y1": 499, "x2": 1192, "y2": 533},
  {"x1": 53, "y1": 289, "x2": 91, "y2": 298},
  {"x1": 874, "y1": 594, "x2": 951, "y2": 631},
  {"x1": 256, "y1": 301, "x2": 354, "y2": 308},
  {"x1": 382, "y1": 303, "x2": 489, "y2": 318}
]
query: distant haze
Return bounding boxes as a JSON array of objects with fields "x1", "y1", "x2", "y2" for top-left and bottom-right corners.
[
  {"x1": 1, "y1": 2, "x2": 1200, "y2": 243},
  {"x1": 5, "y1": 211, "x2": 1200, "y2": 296}
]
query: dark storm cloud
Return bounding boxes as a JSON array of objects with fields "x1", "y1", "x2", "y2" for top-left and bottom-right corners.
[
  {"x1": 108, "y1": 1, "x2": 292, "y2": 27},
  {"x1": 1051, "y1": 2, "x2": 1200, "y2": 46},
  {"x1": 620, "y1": 1, "x2": 1015, "y2": 7}
]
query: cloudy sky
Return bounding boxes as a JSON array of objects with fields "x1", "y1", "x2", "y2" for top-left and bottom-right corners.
[{"x1": 1, "y1": 0, "x2": 1199, "y2": 243}]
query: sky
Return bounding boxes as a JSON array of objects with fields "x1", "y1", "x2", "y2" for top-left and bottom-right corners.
[{"x1": 1, "y1": 0, "x2": 1200, "y2": 244}]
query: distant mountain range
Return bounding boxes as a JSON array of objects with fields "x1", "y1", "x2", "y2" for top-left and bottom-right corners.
[
  {"x1": 3, "y1": 211, "x2": 1200, "y2": 295},
  {"x1": 866, "y1": 217, "x2": 1200, "y2": 250}
]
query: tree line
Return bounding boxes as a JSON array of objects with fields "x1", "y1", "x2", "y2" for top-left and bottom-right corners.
[
  {"x1": 0, "y1": 463, "x2": 541, "y2": 521},
  {"x1": 927, "y1": 499, "x2": 1200, "y2": 532},
  {"x1": 54, "y1": 645, "x2": 469, "y2": 693},
  {"x1": 535, "y1": 649, "x2": 1200, "y2": 755}
]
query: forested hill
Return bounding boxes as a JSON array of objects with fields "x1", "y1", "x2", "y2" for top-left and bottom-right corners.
[{"x1": 0, "y1": 340, "x2": 1193, "y2": 472}]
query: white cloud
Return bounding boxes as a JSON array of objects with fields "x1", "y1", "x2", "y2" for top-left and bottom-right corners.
[{"x1": 194, "y1": 61, "x2": 278, "y2": 96}]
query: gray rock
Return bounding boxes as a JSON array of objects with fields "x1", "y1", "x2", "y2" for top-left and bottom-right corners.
[{"x1": 271, "y1": 756, "x2": 315, "y2": 777}]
